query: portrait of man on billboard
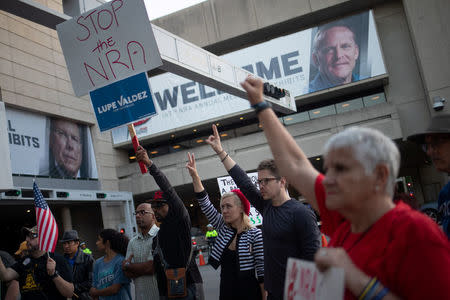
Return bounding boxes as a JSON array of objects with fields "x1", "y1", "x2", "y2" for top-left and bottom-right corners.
[
  {"x1": 46, "y1": 117, "x2": 97, "y2": 178},
  {"x1": 309, "y1": 14, "x2": 368, "y2": 93}
]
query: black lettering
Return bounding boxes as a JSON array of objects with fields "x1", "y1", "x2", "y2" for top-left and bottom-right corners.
[
  {"x1": 181, "y1": 82, "x2": 198, "y2": 104},
  {"x1": 24, "y1": 136, "x2": 32, "y2": 147},
  {"x1": 199, "y1": 84, "x2": 215, "y2": 99},
  {"x1": 7, "y1": 120, "x2": 15, "y2": 132},
  {"x1": 281, "y1": 51, "x2": 302, "y2": 76},
  {"x1": 154, "y1": 86, "x2": 179, "y2": 110},
  {"x1": 32, "y1": 137, "x2": 40, "y2": 148},
  {"x1": 8, "y1": 132, "x2": 12, "y2": 144},
  {"x1": 12, "y1": 134, "x2": 21, "y2": 145},
  {"x1": 256, "y1": 57, "x2": 281, "y2": 80}
]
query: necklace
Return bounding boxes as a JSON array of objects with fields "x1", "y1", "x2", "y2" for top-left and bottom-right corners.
[{"x1": 339, "y1": 224, "x2": 374, "y2": 254}]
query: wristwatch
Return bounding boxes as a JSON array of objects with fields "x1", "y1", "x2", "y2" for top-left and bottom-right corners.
[
  {"x1": 251, "y1": 101, "x2": 272, "y2": 114},
  {"x1": 49, "y1": 270, "x2": 59, "y2": 279}
]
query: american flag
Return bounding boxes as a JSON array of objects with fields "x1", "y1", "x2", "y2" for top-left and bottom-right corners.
[{"x1": 33, "y1": 182, "x2": 58, "y2": 252}]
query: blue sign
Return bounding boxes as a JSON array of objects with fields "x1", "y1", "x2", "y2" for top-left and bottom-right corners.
[{"x1": 89, "y1": 72, "x2": 156, "y2": 132}]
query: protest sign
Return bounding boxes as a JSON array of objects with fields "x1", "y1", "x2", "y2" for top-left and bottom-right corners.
[
  {"x1": 57, "y1": 0, "x2": 162, "y2": 96},
  {"x1": 217, "y1": 173, "x2": 262, "y2": 226},
  {"x1": 284, "y1": 258, "x2": 344, "y2": 300},
  {"x1": 89, "y1": 72, "x2": 156, "y2": 132}
]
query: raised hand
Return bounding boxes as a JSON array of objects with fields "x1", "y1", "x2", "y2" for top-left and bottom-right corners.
[
  {"x1": 240, "y1": 76, "x2": 264, "y2": 105},
  {"x1": 185, "y1": 152, "x2": 198, "y2": 178},
  {"x1": 136, "y1": 146, "x2": 152, "y2": 167},
  {"x1": 205, "y1": 124, "x2": 223, "y2": 154},
  {"x1": 47, "y1": 256, "x2": 56, "y2": 276}
]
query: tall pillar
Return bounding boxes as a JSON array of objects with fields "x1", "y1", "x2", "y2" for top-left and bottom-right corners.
[{"x1": 61, "y1": 207, "x2": 72, "y2": 231}]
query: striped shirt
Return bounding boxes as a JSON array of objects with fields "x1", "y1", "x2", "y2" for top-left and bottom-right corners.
[
  {"x1": 126, "y1": 225, "x2": 160, "y2": 300},
  {"x1": 196, "y1": 190, "x2": 264, "y2": 282}
]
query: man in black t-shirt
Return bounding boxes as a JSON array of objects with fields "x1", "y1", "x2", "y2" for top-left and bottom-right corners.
[{"x1": 0, "y1": 226, "x2": 74, "y2": 300}]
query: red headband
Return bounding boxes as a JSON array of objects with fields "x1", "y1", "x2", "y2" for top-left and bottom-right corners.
[{"x1": 231, "y1": 189, "x2": 251, "y2": 216}]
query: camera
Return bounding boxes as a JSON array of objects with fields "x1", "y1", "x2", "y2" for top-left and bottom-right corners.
[{"x1": 432, "y1": 96, "x2": 446, "y2": 111}]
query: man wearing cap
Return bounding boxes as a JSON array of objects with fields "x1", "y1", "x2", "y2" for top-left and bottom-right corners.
[
  {"x1": 61, "y1": 229, "x2": 94, "y2": 300},
  {"x1": 136, "y1": 146, "x2": 204, "y2": 300},
  {"x1": 80, "y1": 242, "x2": 92, "y2": 255},
  {"x1": 0, "y1": 226, "x2": 74, "y2": 300},
  {"x1": 122, "y1": 203, "x2": 160, "y2": 300},
  {"x1": 408, "y1": 114, "x2": 450, "y2": 239},
  {"x1": 205, "y1": 224, "x2": 217, "y2": 255}
]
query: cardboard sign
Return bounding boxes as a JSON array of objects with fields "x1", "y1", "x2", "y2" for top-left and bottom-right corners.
[
  {"x1": 57, "y1": 0, "x2": 162, "y2": 96},
  {"x1": 284, "y1": 258, "x2": 345, "y2": 300},
  {"x1": 89, "y1": 72, "x2": 156, "y2": 132},
  {"x1": 217, "y1": 173, "x2": 263, "y2": 226}
]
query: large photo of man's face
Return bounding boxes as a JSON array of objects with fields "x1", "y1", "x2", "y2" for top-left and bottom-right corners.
[
  {"x1": 309, "y1": 14, "x2": 369, "y2": 93},
  {"x1": 49, "y1": 118, "x2": 83, "y2": 178}
]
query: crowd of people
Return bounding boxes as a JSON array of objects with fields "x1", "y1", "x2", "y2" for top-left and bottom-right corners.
[{"x1": 0, "y1": 77, "x2": 449, "y2": 300}]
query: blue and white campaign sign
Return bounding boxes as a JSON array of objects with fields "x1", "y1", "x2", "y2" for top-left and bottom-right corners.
[{"x1": 89, "y1": 72, "x2": 156, "y2": 132}]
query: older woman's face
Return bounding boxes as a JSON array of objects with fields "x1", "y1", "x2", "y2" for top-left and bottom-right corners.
[{"x1": 323, "y1": 147, "x2": 376, "y2": 211}]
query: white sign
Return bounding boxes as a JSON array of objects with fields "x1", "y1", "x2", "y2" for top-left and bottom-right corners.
[
  {"x1": 284, "y1": 258, "x2": 345, "y2": 300},
  {"x1": 56, "y1": 0, "x2": 163, "y2": 96},
  {"x1": 5, "y1": 108, "x2": 98, "y2": 179},
  {"x1": 217, "y1": 173, "x2": 263, "y2": 226},
  {"x1": 112, "y1": 11, "x2": 386, "y2": 144}
]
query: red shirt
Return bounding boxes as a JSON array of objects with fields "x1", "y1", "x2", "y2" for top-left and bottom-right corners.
[{"x1": 315, "y1": 174, "x2": 450, "y2": 300}]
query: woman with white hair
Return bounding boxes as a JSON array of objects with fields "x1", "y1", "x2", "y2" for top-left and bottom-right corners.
[
  {"x1": 186, "y1": 153, "x2": 265, "y2": 300},
  {"x1": 240, "y1": 76, "x2": 450, "y2": 300}
]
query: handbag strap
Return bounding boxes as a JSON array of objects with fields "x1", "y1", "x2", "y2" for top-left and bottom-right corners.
[{"x1": 156, "y1": 235, "x2": 193, "y2": 271}]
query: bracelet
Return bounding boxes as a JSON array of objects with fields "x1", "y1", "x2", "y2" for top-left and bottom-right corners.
[
  {"x1": 251, "y1": 101, "x2": 272, "y2": 115},
  {"x1": 372, "y1": 287, "x2": 389, "y2": 300},
  {"x1": 363, "y1": 280, "x2": 380, "y2": 300},
  {"x1": 221, "y1": 153, "x2": 229, "y2": 163},
  {"x1": 358, "y1": 277, "x2": 377, "y2": 300},
  {"x1": 217, "y1": 150, "x2": 225, "y2": 156}
]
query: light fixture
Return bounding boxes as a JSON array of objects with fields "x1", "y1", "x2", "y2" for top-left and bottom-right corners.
[
  {"x1": 371, "y1": 96, "x2": 380, "y2": 100},
  {"x1": 190, "y1": 204, "x2": 194, "y2": 207},
  {"x1": 285, "y1": 117, "x2": 293, "y2": 121},
  {"x1": 220, "y1": 133, "x2": 228, "y2": 137},
  {"x1": 216, "y1": 123, "x2": 220, "y2": 126},
  {"x1": 342, "y1": 103, "x2": 349, "y2": 107},
  {"x1": 173, "y1": 145, "x2": 181, "y2": 149},
  {"x1": 193, "y1": 129, "x2": 197, "y2": 132},
  {"x1": 313, "y1": 111, "x2": 320, "y2": 114},
  {"x1": 26, "y1": 209, "x2": 31, "y2": 213},
  {"x1": 150, "y1": 151, "x2": 158, "y2": 154},
  {"x1": 196, "y1": 139, "x2": 203, "y2": 143},
  {"x1": 170, "y1": 134, "x2": 175, "y2": 138},
  {"x1": 316, "y1": 157, "x2": 321, "y2": 161},
  {"x1": 239, "y1": 117, "x2": 244, "y2": 120}
]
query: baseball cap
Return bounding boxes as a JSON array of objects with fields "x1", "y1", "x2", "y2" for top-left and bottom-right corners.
[{"x1": 22, "y1": 226, "x2": 38, "y2": 238}]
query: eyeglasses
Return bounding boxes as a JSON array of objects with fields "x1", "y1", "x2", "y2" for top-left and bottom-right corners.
[
  {"x1": 257, "y1": 177, "x2": 280, "y2": 186},
  {"x1": 151, "y1": 202, "x2": 167, "y2": 209},
  {"x1": 133, "y1": 210, "x2": 154, "y2": 216},
  {"x1": 421, "y1": 135, "x2": 450, "y2": 152},
  {"x1": 53, "y1": 128, "x2": 81, "y2": 145}
]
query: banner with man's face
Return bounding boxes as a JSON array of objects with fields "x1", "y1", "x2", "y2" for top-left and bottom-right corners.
[
  {"x1": 110, "y1": 10, "x2": 385, "y2": 144},
  {"x1": 5, "y1": 108, "x2": 98, "y2": 179}
]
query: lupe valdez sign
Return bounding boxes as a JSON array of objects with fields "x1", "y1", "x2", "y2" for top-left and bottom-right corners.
[
  {"x1": 89, "y1": 72, "x2": 156, "y2": 131},
  {"x1": 56, "y1": 0, "x2": 162, "y2": 96},
  {"x1": 217, "y1": 173, "x2": 263, "y2": 226}
]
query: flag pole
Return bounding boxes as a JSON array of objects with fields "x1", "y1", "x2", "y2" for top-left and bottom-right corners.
[{"x1": 128, "y1": 124, "x2": 147, "y2": 174}]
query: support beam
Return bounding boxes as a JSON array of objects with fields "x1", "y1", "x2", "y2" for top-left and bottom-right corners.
[{"x1": 1, "y1": 0, "x2": 296, "y2": 114}]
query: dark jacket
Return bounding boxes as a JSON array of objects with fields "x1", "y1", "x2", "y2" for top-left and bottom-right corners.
[
  {"x1": 65, "y1": 249, "x2": 94, "y2": 300},
  {"x1": 148, "y1": 164, "x2": 202, "y2": 296}
]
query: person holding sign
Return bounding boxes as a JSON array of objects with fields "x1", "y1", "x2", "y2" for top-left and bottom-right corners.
[
  {"x1": 186, "y1": 152, "x2": 265, "y2": 300},
  {"x1": 240, "y1": 76, "x2": 450, "y2": 300},
  {"x1": 206, "y1": 124, "x2": 320, "y2": 300}
]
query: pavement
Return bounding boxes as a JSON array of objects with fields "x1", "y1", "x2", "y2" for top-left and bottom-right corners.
[{"x1": 196, "y1": 252, "x2": 221, "y2": 299}]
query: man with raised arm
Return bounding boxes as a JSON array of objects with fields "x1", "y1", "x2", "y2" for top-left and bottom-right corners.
[{"x1": 206, "y1": 124, "x2": 320, "y2": 300}]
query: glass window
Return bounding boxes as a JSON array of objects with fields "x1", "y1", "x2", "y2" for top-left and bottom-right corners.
[
  {"x1": 335, "y1": 98, "x2": 364, "y2": 113},
  {"x1": 363, "y1": 92, "x2": 386, "y2": 107},
  {"x1": 283, "y1": 112, "x2": 310, "y2": 125},
  {"x1": 309, "y1": 105, "x2": 336, "y2": 119}
]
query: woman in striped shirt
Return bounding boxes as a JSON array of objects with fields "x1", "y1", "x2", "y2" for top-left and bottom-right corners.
[{"x1": 186, "y1": 152, "x2": 265, "y2": 300}]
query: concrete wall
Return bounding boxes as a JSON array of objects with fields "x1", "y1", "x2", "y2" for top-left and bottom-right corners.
[{"x1": 0, "y1": 0, "x2": 124, "y2": 191}]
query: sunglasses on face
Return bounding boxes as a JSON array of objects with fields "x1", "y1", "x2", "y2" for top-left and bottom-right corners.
[{"x1": 151, "y1": 202, "x2": 167, "y2": 209}]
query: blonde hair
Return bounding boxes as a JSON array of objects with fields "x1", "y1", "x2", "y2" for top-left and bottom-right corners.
[{"x1": 221, "y1": 192, "x2": 252, "y2": 231}]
